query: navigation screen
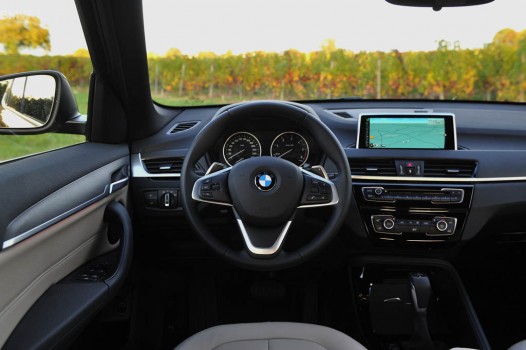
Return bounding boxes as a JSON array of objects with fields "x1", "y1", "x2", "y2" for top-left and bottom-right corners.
[{"x1": 362, "y1": 116, "x2": 451, "y2": 149}]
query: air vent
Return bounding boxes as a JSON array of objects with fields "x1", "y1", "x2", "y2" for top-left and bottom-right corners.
[
  {"x1": 349, "y1": 159, "x2": 397, "y2": 176},
  {"x1": 143, "y1": 157, "x2": 184, "y2": 174},
  {"x1": 332, "y1": 111, "x2": 352, "y2": 118},
  {"x1": 424, "y1": 160, "x2": 477, "y2": 177},
  {"x1": 169, "y1": 121, "x2": 199, "y2": 134}
]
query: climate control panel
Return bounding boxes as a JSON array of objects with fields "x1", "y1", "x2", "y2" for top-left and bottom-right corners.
[
  {"x1": 371, "y1": 215, "x2": 457, "y2": 236},
  {"x1": 353, "y1": 182, "x2": 473, "y2": 245}
]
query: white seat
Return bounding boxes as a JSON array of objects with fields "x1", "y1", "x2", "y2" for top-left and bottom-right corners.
[
  {"x1": 174, "y1": 322, "x2": 366, "y2": 350},
  {"x1": 509, "y1": 340, "x2": 526, "y2": 350}
]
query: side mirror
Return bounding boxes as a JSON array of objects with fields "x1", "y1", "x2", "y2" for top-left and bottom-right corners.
[{"x1": 0, "y1": 71, "x2": 82, "y2": 134}]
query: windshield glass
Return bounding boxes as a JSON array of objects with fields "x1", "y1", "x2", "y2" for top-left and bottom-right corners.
[{"x1": 144, "y1": 0, "x2": 526, "y2": 106}]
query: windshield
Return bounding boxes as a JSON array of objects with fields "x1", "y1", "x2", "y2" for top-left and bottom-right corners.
[{"x1": 144, "y1": 0, "x2": 525, "y2": 106}]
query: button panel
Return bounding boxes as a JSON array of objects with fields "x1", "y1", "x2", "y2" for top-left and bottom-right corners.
[
  {"x1": 144, "y1": 189, "x2": 178, "y2": 209},
  {"x1": 362, "y1": 187, "x2": 464, "y2": 204},
  {"x1": 371, "y1": 215, "x2": 457, "y2": 236},
  {"x1": 304, "y1": 179, "x2": 332, "y2": 204}
]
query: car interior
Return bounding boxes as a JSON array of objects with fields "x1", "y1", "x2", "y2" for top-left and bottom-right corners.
[{"x1": 1, "y1": 0, "x2": 526, "y2": 349}]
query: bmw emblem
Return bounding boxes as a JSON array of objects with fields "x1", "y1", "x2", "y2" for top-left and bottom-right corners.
[{"x1": 255, "y1": 171, "x2": 276, "y2": 191}]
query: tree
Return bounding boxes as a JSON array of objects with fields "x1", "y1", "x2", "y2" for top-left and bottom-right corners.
[{"x1": 0, "y1": 15, "x2": 50, "y2": 54}]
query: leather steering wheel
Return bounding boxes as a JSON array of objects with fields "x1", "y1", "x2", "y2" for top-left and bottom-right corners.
[{"x1": 180, "y1": 101, "x2": 351, "y2": 270}]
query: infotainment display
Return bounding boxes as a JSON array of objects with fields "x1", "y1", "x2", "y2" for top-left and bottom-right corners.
[{"x1": 357, "y1": 114, "x2": 456, "y2": 150}]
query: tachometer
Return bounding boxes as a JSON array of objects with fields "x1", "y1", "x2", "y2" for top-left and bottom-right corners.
[
  {"x1": 222, "y1": 132, "x2": 262, "y2": 166},
  {"x1": 270, "y1": 132, "x2": 310, "y2": 166}
]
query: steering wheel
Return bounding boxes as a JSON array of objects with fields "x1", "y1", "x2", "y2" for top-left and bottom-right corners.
[{"x1": 180, "y1": 101, "x2": 351, "y2": 270}]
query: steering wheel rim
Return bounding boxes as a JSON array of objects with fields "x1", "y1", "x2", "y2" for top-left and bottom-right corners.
[{"x1": 180, "y1": 101, "x2": 352, "y2": 270}]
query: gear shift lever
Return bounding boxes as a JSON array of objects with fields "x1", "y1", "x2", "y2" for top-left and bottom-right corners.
[{"x1": 407, "y1": 272, "x2": 434, "y2": 350}]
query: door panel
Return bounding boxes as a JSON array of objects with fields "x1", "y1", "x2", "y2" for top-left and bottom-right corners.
[{"x1": 0, "y1": 142, "x2": 130, "y2": 348}]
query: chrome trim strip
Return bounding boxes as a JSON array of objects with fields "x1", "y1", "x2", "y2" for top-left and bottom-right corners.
[
  {"x1": 2, "y1": 185, "x2": 109, "y2": 250},
  {"x1": 109, "y1": 177, "x2": 129, "y2": 194},
  {"x1": 297, "y1": 168, "x2": 339, "y2": 208},
  {"x1": 355, "y1": 112, "x2": 457, "y2": 150},
  {"x1": 236, "y1": 218, "x2": 292, "y2": 256},
  {"x1": 406, "y1": 239, "x2": 445, "y2": 243},
  {"x1": 352, "y1": 175, "x2": 526, "y2": 183},
  {"x1": 131, "y1": 154, "x2": 181, "y2": 178}
]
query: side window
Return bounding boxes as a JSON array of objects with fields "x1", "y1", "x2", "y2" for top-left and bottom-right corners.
[{"x1": 0, "y1": 4, "x2": 90, "y2": 163}]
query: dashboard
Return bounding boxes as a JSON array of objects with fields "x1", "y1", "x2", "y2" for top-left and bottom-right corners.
[{"x1": 131, "y1": 100, "x2": 526, "y2": 253}]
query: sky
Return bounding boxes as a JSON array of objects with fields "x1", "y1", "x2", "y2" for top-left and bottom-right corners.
[{"x1": 1, "y1": 0, "x2": 525, "y2": 56}]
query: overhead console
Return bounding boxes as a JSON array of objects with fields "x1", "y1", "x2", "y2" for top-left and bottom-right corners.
[{"x1": 351, "y1": 113, "x2": 475, "y2": 245}]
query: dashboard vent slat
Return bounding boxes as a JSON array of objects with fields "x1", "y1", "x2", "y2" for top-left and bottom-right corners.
[
  {"x1": 423, "y1": 160, "x2": 477, "y2": 177},
  {"x1": 349, "y1": 159, "x2": 397, "y2": 176},
  {"x1": 143, "y1": 157, "x2": 184, "y2": 174},
  {"x1": 169, "y1": 121, "x2": 199, "y2": 134}
]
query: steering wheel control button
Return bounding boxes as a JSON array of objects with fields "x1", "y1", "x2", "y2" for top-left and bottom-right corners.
[
  {"x1": 255, "y1": 171, "x2": 276, "y2": 191},
  {"x1": 303, "y1": 177, "x2": 333, "y2": 204}
]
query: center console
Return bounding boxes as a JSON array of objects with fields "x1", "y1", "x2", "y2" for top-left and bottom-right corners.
[
  {"x1": 352, "y1": 113, "x2": 474, "y2": 245},
  {"x1": 354, "y1": 181, "x2": 473, "y2": 244}
]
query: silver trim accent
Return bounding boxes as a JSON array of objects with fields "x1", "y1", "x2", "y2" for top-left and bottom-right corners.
[
  {"x1": 384, "y1": 297, "x2": 402, "y2": 303},
  {"x1": 131, "y1": 154, "x2": 181, "y2": 178},
  {"x1": 297, "y1": 168, "x2": 339, "y2": 208},
  {"x1": 352, "y1": 175, "x2": 526, "y2": 183},
  {"x1": 270, "y1": 131, "x2": 310, "y2": 167},
  {"x1": 236, "y1": 218, "x2": 292, "y2": 256},
  {"x1": 406, "y1": 239, "x2": 445, "y2": 243},
  {"x1": 205, "y1": 162, "x2": 227, "y2": 175},
  {"x1": 191, "y1": 167, "x2": 233, "y2": 207},
  {"x1": 355, "y1": 112, "x2": 457, "y2": 150},
  {"x1": 2, "y1": 185, "x2": 110, "y2": 249},
  {"x1": 310, "y1": 165, "x2": 329, "y2": 180},
  {"x1": 222, "y1": 131, "x2": 262, "y2": 166},
  {"x1": 109, "y1": 177, "x2": 129, "y2": 194}
]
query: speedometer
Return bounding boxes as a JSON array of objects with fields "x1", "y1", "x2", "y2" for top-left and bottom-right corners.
[
  {"x1": 222, "y1": 132, "x2": 262, "y2": 166},
  {"x1": 270, "y1": 132, "x2": 310, "y2": 166}
]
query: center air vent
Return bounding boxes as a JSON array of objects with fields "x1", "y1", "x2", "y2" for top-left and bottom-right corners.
[
  {"x1": 169, "y1": 121, "x2": 199, "y2": 134},
  {"x1": 349, "y1": 159, "x2": 397, "y2": 176},
  {"x1": 143, "y1": 157, "x2": 184, "y2": 174},
  {"x1": 424, "y1": 160, "x2": 477, "y2": 177}
]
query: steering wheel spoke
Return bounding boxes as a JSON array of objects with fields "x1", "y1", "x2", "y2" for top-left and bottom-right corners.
[
  {"x1": 191, "y1": 167, "x2": 233, "y2": 206},
  {"x1": 298, "y1": 167, "x2": 339, "y2": 208},
  {"x1": 233, "y1": 209, "x2": 293, "y2": 257}
]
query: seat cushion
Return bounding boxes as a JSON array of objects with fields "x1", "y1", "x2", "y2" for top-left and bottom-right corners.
[
  {"x1": 174, "y1": 322, "x2": 366, "y2": 350},
  {"x1": 509, "y1": 340, "x2": 526, "y2": 350}
]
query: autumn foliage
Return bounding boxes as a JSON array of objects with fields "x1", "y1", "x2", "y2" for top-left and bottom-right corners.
[{"x1": 1, "y1": 28, "x2": 525, "y2": 103}]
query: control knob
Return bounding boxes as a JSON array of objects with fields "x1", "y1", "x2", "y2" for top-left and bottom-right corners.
[
  {"x1": 383, "y1": 218, "x2": 395, "y2": 230},
  {"x1": 436, "y1": 220, "x2": 448, "y2": 232}
]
